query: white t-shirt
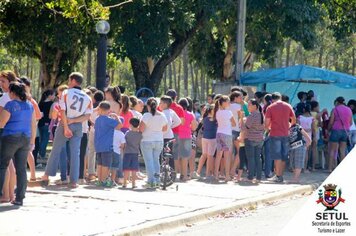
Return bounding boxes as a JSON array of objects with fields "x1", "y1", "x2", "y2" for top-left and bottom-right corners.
[
  {"x1": 113, "y1": 130, "x2": 126, "y2": 154},
  {"x1": 162, "y1": 109, "x2": 181, "y2": 139},
  {"x1": 82, "y1": 121, "x2": 89, "y2": 133},
  {"x1": 131, "y1": 110, "x2": 143, "y2": 119},
  {"x1": 216, "y1": 109, "x2": 233, "y2": 135},
  {"x1": 59, "y1": 88, "x2": 93, "y2": 119},
  {"x1": 229, "y1": 103, "x2": 241, "y2": 132},
  {"x1": 0, "y1": 92, "x2": 11, "y2": 108},
  {"x1": 141, "y1": 111, "x2": 168, "y2": 142}
]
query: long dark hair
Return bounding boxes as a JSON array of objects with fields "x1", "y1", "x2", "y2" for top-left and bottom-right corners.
[
  {"x1": 121, "y1": 94, "x2": 131, "y2": 114},
  {"x1": 178, "y1": 98, "x2": 189, "y2": 111},
  {"x1": 203, "y1": 104, "x2": 215, "y2": 119},
  {"x1": 263, "y1": 93, "x2": 272, "y2": 114},
  {"x1": 250, "y1": 99, "x2": 264, "y2": 124},
  {"x1": 146, "y1": 97, "x2": 158, "y2": 116},
  {"x1": 39, "y1": 89, "x2": 54, "y2": 104},
  {"x1": 9, "y1": 82, "x2": 27, "y2": 101},
  {"x1": 186, "y1": 97, "x2": 193, "y2": 112},
  {"x1": 105, "y1": 86, "x2": 121, "y2": 103}
]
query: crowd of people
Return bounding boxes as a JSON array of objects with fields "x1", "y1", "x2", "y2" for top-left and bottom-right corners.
[{"x1": 0, "y1": 69, "x2": 355, "y2": 206}]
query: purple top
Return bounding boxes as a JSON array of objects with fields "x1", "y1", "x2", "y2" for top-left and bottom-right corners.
[{"x1": 332, "y1": 105, "x2": 352, "y2": 130}]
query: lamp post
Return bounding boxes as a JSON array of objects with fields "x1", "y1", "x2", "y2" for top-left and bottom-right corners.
[{"x1": 96, "y1": 20, "x2": 110, "y2": 91}]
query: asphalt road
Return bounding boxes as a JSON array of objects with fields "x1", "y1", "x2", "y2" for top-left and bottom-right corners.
[{"x1": 157, "y1": 194, "x2": 310, "y2": 236}]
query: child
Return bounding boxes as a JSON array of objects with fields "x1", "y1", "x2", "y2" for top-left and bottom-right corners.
[
  {"x1": 94, "y1": 101, "x2": 122, "y2": 187},
  {"x1": 298, "y1": 103, "x2": 314, "y2": 172},
  {"x1": 196, "y1": 104, "x2": 217, "y2": 179},
  {"x1": 289, "y1": 123, "x2": 311, "y2": 183},
  {"x1": 214, "y1": 96, "x2": 236, "y2": 181},
  {"x1": 112, "y1": 128, "x2": 126, "y2": 185},
  {"x1": 123, "y1": 118, "x2": 143, "y2": 188}
]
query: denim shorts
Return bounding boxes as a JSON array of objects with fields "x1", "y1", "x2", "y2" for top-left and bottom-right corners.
[
  {"x1": 123, "y1": 153, "x2": 139, "y2": 171},
  {"x1": 216, "y1": 133, "x2": 233, "y2": 152},
  {"x1": 179, "y1": 138, "x2": 192, "y2": 158},
  {"x1": 329, "y1": 130, "x2": 348, "y2": 143},
  {"x1": 270, "y1": 136, "x2": 290, "y2": 161},
  {"x1": 96, "y1": 152, "x2": 113, "y2": 167},
  {"x1": 111, "y1": 152, "x2": 121, "y2": 169}
]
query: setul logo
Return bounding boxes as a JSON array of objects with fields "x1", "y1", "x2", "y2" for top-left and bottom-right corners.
[{"x1": 316, "y1": 184, "x2": 345, "y2": 211}]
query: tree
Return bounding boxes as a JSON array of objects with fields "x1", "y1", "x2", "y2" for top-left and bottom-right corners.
[
  {"x1": 108, "y1": 0, "x2": 223, "y2": 94},
  {"x1": 189, "y1": 0, "x2": 324, "y2": 80},
  {"x1": 0, "y1": 0, "x2": 105, "y2": 89}
]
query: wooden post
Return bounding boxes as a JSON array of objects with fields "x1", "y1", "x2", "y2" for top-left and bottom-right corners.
[{"x1": 235, "y1": 0, "x2": 246, "y2": 85}]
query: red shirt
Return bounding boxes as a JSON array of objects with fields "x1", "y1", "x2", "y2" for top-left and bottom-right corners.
[
  {"x1": 170, "y1": 102, "x2": 184, "y2": 134},
  {"x1": 265, "y1": 101, "x2": 295, "y2": 137}
]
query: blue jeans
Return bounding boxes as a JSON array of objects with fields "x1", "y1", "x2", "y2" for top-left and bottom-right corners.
[
  {"x1": 59, "y1": 143, "x2": 69, "y2": 181},
  {"x1": 245, "y1": 140, "x2": 263, "y2": 180},
  {"x1": 141, "y1": 141, "x2": 163, "y2": 184},
  {"x1": 264, "y1": 137, "x2": 273, "y2": 177},
  {"x1": 270, "y1": 136, "x2": 290, "y2": 161},
  {"x1": 0, "y1": 134, "x2": 30, "y2": 201},
  {"x1": 38, "y1": 125, "x2": 50, "y2": 158},
  {"x1": 116, "y1": 153, "x2": 124, "y2": 178},
  {"x1": 45, "y1": 123, "x2": 83, "y2": 183}
]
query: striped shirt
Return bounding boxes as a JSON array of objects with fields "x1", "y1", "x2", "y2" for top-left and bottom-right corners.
[{"x1": 243, "y1": 111, "x2": 265, "y2": 142}]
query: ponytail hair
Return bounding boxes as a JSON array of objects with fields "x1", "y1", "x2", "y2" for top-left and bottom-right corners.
[
  {"x1": 250, "y1": 99, "x2": 264, "y2": 124},
  {"x1": 146, "y1": 97, "x2": 157, "y2": 116},
  {"x1": 121, "y1": 94, "x2": 131, "y2": 114},
  {"x1": 9, "y1": 82, "x2": 27, "y2": 101},
  {"x1": 105, "y1": 86, "x2": 121, "y2": 103}
]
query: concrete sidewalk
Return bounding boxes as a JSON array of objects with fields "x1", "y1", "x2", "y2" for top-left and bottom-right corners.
[{"x1": 0, "y1": 171, "x2": 328, "y2": 236}]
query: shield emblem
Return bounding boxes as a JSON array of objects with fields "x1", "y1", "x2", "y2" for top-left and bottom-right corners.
[{"x1": 324, "y1": 190, "x2": 337, "y2": 205}]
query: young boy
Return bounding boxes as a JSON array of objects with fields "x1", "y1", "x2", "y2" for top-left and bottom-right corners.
[
  {"x1": 94, "y1": 101, "x2": 122, "y2": 187},
  {"x1": 112, "y1": 129, "x2": 126, "y2": 185},
  {"x1": 289, "y1": 123, "x2": 311, "y2": 183},
  {"x1": 123, "y1": 118, "x2": 142, "y2": 188}
]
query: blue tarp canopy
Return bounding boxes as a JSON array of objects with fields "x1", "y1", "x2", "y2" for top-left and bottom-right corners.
[{"x1": 241, "y1": 65, "x2": 356, "y2": 89}]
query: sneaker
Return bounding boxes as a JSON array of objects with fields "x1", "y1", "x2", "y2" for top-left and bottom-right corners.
[
  {"x1": 103, "y1": 179, "x2": 114, "y2": 188},
  {"x1": 191, "y1": 172, "x2": 200, "y2": 179},
  {"x1": 78, "y1": 179, "x2": 86, "y2": 185},
  {"x1": 276, "y1": 176, "x2": 284, "y2": 183},
  {"x1": 143, "y1": 183, "x2": 155, "y2": 189},
  {"x1": 267, "y1": 175, "x2": 279, "y2": 181},
  {"x1": 55, "y1": 179, "x2": 68, "y2": 185},
  {"x1": 95, "y1": 180, "x2": 103, "y2": 186}
]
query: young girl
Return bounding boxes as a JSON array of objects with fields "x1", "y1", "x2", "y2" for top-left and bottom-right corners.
[
  {"x1": 120, "y1": 94, "x2": 134, "y2": 133},
  {"x1": 214, "y1": 96, "x2": 236, "y2": 181},
  {"x1": 298, "y1": 103, "x2": 315, "y2": 172},
  {"x1": 196, "y1": 104, "x2": 217, "y2": 179}
]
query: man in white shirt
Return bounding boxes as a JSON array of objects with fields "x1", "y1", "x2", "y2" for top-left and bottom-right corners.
[{"x1": 42, "y1": 72, "x2": 93, "y2": 188}]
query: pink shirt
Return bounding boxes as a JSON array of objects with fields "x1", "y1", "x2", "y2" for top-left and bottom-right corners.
[
  {"x1": 332, "y1": 105, "x2": 352, "y2": 130},
  {"x1": 178, "y1": 111, "x2": 195, "y2": 139},
  {"x1": 120, "y1": 110, "x2": 134, "y2": 129}
]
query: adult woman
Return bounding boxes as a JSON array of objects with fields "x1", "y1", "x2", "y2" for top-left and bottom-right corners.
[
  {"x1": 243, "y1": 99, "x2": 265, "y2": 182},
  {"x1": 262, "y1": 93, "x2": 273, "y2": 178},
  {"x1": 140, "y1": 98, "x2": 168, "y2": 188},
  {"x1": 0, "y1": 70, "x2": 18, "y2": 203},
  {"x1": 328, "y1": 97, "x2": 353, "y2": 172},
  {"x1": 178, "y1": 98, "x2": 197, "y2": 180},
  {"x1": 38, "y1": 89, "x2": 55, "y2": 159},
  {"x1": 347, "y1": 99, "x2": 356, "y2": 149},
  {"x1": 0, "y1": 82, "x2": 36, "y2": 206},
  {"x1": 129, "y1": 96, "x2": 144, "y2": 119},
  {"x1": 104, "y1": 86, "x2": 121, "y2": 115}
]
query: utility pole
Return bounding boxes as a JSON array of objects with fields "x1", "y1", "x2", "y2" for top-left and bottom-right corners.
[{"x1": 235, "y1": 0, "x2": 246, "y2": 85}]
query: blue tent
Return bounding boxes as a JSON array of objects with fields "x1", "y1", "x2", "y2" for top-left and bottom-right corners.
[{"x1": 241, "y1": 65, "x2": 356, "y2": 89}]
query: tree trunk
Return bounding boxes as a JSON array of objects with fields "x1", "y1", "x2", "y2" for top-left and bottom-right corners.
[
  {"x1": 223, "y1": 39, "x2": 234, "y2": 80},
  {"x1": 285, "y1": 39, "x2": 291, "y2": 67},
  {"x1": 190, "y1": 63, "x2": 195, "y2": 98},
  {"x1": 163, "y1": 69, "x2": 167, "y2": 92},
  {"x1": 26, "y1": 56, "x2": 30, "y2": 76},
  {"x1": 87, "y1": 48, "x2": 92, "y2": 86},
  {"x1": 318, "y1": 46, "x2": 324, "y2": 68},
  {"x1": 333, "y1": 53, "x2": 339, "y2": 71},
  {"x1": 200, "y1": 69, "x2": 205, "y2": 101},
  {"x1": 168, "y1": 63, "x2": 173, "y2": 89},
  {"x1": 172, "y1": 61, "x2": 177, "y2": 91},
  {"x1": 177, "y1": 58, "x2": 182, "y2": 98},
  {"x1": 129, "y1": 57, "x2": 150, "y2": 91},
  {"x1": 147, "y1": 57, "x2": 154, "y2": 75},
  {"x1": 352, "y1": 48, "x2": 355, "y2": 76},
  {"x1": 183, "y1": 47, "x2": 189, "y2": 97}
]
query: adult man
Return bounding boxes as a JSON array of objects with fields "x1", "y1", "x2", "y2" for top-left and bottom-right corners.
[
  {"x1": 42, "y1": 72, "x2": 93, "y2": 188},
  {"x1": 165, "y1": 89, "x2": 185, "y2": 173},
  {"x1": 265, "y1": 92, "x2": 296, "y2": 183}
]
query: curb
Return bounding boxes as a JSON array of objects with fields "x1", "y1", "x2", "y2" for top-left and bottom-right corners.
[{"x1": 116, "y1": 182, "x2": 321, "y2": 236}]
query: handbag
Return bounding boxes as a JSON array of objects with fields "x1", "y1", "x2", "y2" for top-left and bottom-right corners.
[{"x1": 334, "y1": 107, "x2": 352, "y2": 146}]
